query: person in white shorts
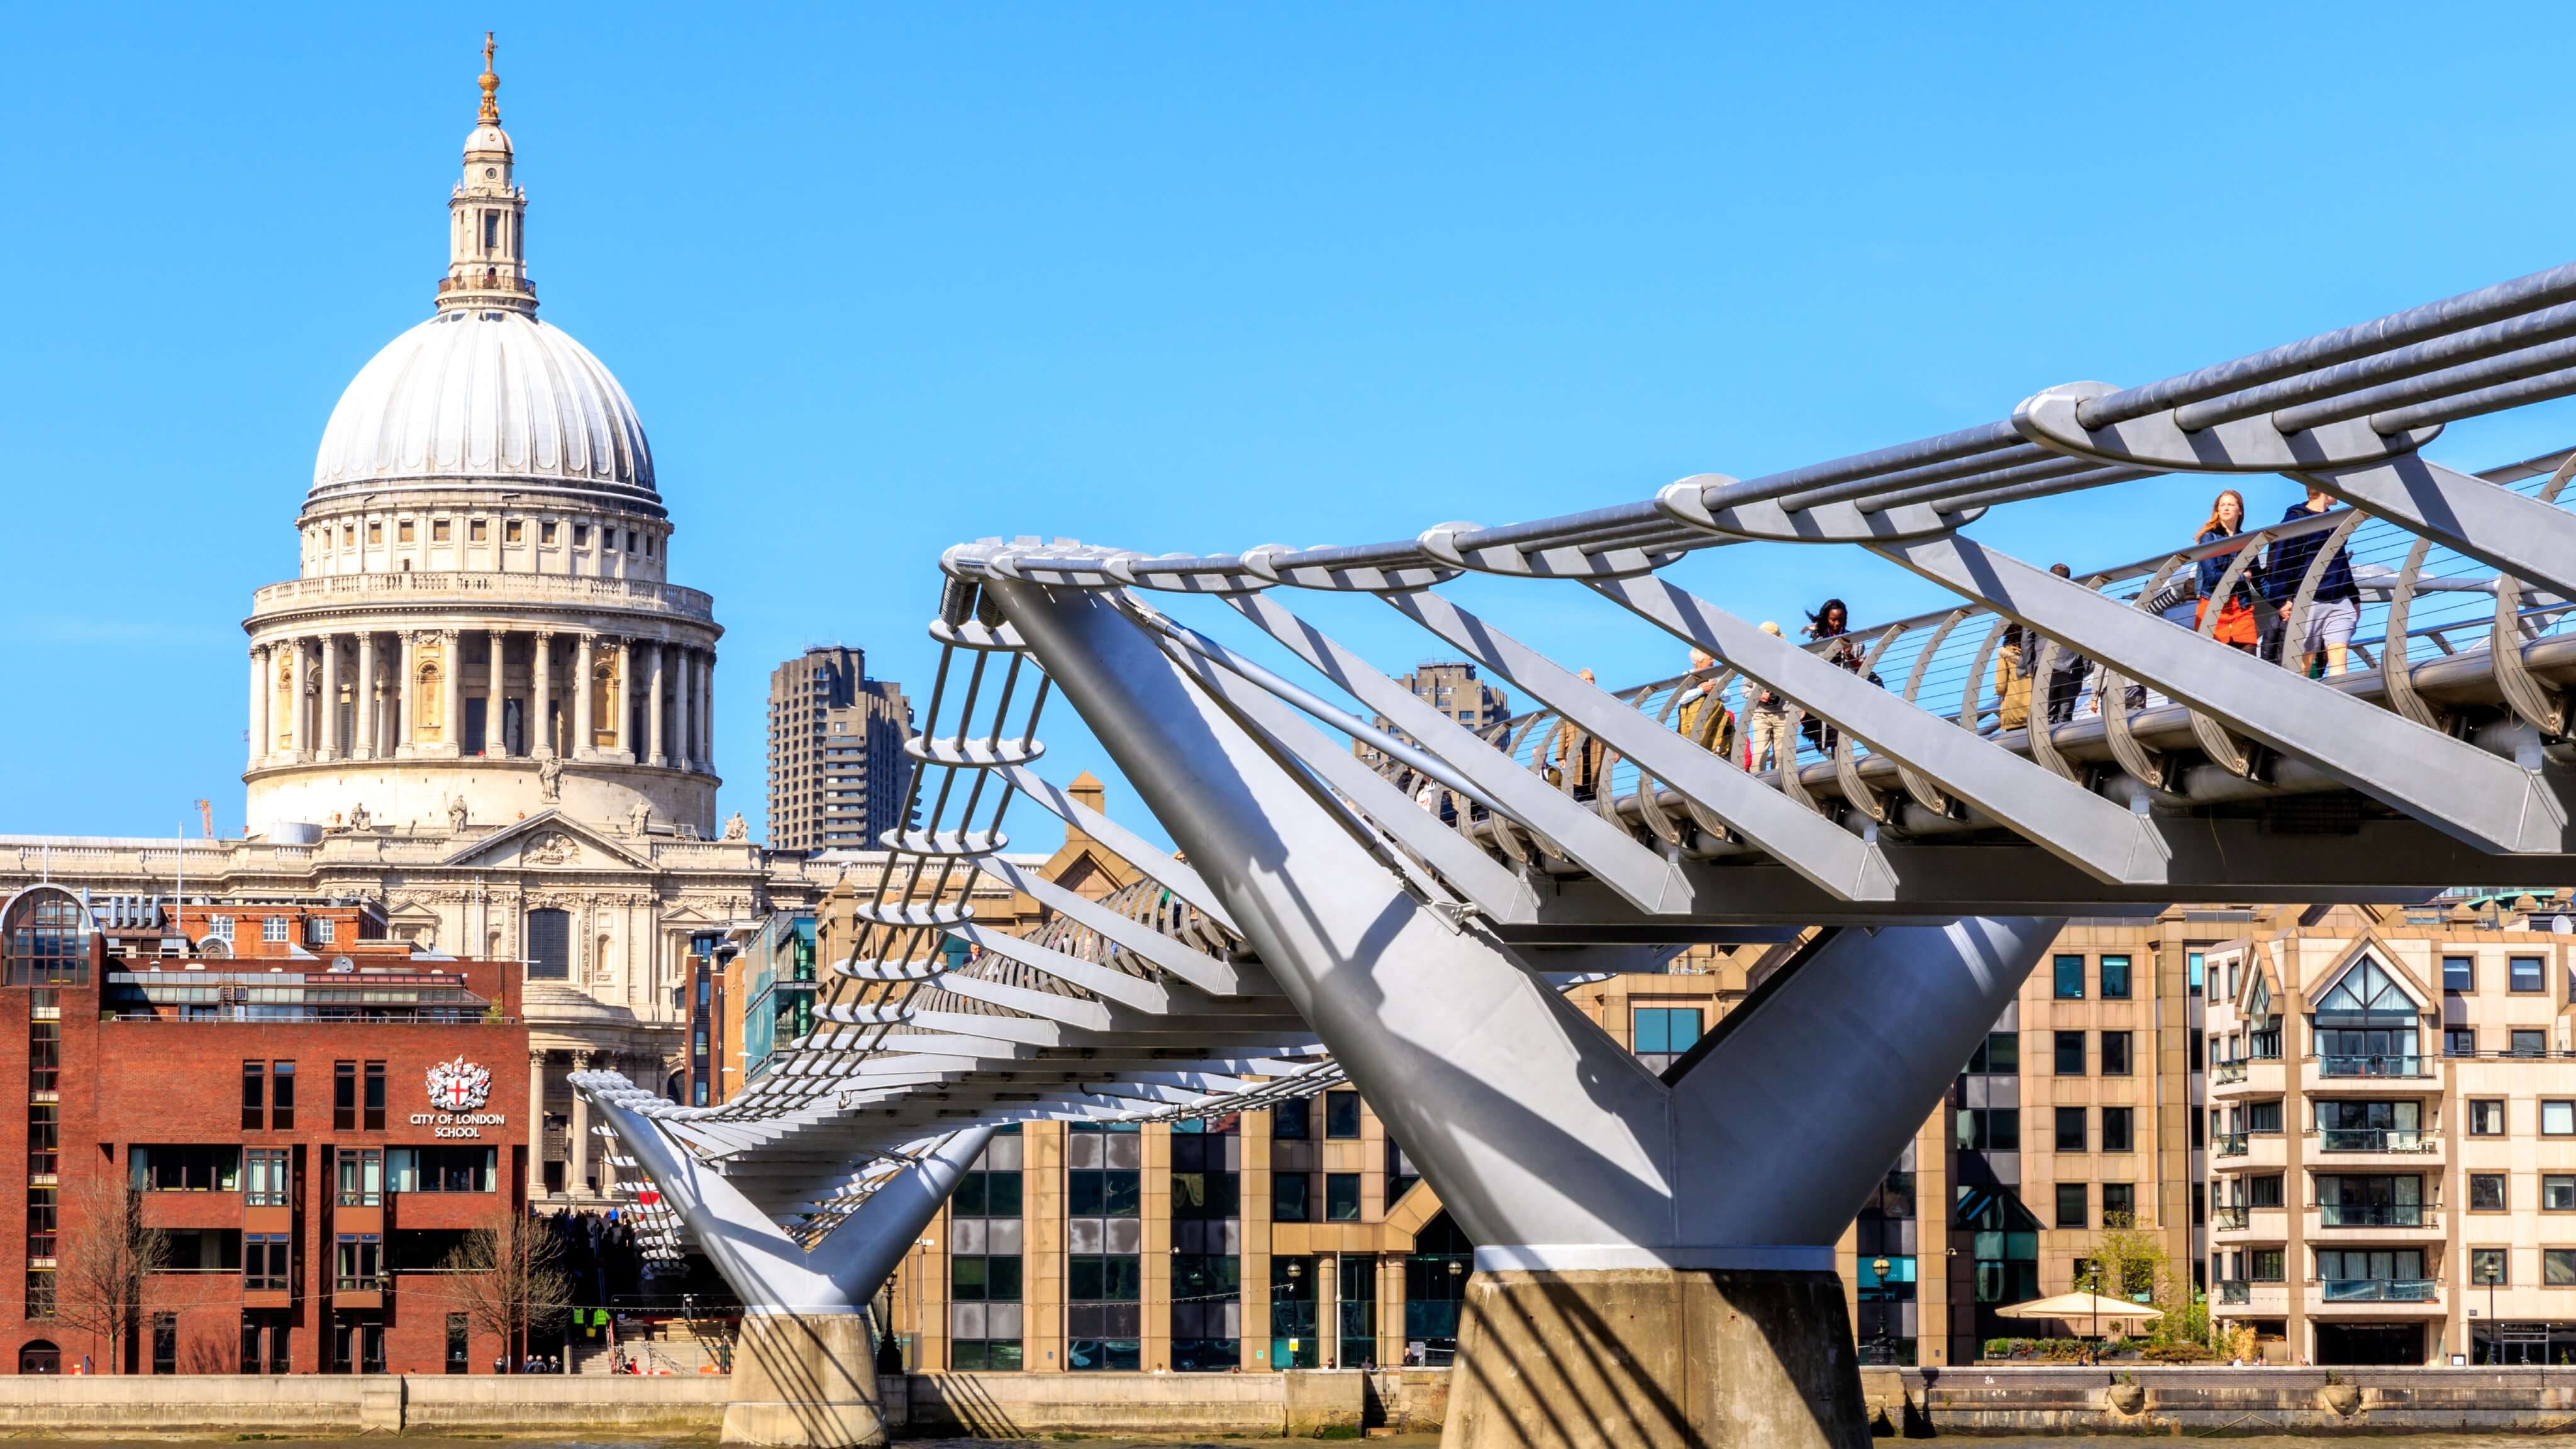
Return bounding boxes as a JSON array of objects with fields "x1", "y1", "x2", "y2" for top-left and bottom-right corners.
[{"x1": 2266, "y1": 485, "x2": 2363, "y2": 677}]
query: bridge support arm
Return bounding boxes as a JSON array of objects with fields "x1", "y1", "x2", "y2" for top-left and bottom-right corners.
[
  {"x1": 983, "y1": 574, "x2": 2061, "y2": 1448},
  {"x1": 581, "y1": 1078, "x2": 991, "y2": 1449}
]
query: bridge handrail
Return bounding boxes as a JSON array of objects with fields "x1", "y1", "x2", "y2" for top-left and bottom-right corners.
[{"x1": 935, "y1": 253, "x2": 2576, "y2": 586}]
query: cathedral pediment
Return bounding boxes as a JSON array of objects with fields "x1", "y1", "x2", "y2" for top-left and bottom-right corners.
[{"x1": 441, "y1": 811, "x2": 653, "y2": 872}]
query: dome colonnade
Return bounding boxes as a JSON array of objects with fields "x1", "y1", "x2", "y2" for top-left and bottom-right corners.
[{"x1": 241, "y1": 39, "x2": 720, "y2": 836}]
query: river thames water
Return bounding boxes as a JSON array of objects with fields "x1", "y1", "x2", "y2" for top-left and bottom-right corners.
[{"x1": 17, "y1": 1431, "x2": 2576, "y2": 1449}]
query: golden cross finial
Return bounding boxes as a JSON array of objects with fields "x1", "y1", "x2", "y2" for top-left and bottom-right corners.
[{"x1": 477, "y1": 31, "x2": 501, "y2": 126}]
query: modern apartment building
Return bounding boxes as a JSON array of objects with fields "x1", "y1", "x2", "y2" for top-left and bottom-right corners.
[
  {"x1": 2204, "y1": 901, "x2": 2576, "y2": 1365},
  {"x1": 765, "y1": 646, "x2": 912, "y2": 852}
]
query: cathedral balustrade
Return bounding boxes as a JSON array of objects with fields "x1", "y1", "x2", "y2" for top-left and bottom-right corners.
[{"x1": 249, "y1": 570, "x2": 714, "y2": 623}]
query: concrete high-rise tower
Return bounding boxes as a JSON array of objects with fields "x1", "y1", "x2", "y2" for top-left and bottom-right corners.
[{"x1": 766, "y1": 647, "x2": 911, "y2": 852}]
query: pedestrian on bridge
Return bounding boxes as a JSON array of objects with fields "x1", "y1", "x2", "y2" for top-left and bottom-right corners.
[
  {"x1": 1548, "y1": 670, "x2": 1605, "y2": 799},
  {"x1": 2265, "y1": 484, "x2": 2362, "y2": 678},
  {"x1": 2194, "y1": 489, "x2": 2267, "y2": 653},
  {"x1": 1801, "y1": 599, "x2": 1879, "y2": 753},
  {"x1": 1746, "y1": 623, "x2": 1793, "y2": 774},
  {"x1": 2041, "y1": 563, "x2": 2097, "y2": 723},
  {"x1": 1674, "y1": 649, "x2": 1745, "y2": 767}
]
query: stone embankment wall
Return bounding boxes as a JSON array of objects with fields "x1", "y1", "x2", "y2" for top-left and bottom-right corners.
[
  {"x1": 1869, "y1": 1364, "x2": 2576, "y2": 1436},
  {"x1": 901, "y1": 1368, "x2": 1366, "y2": 1438},
  {"x1": 0, "y1": 1369, "x2": 1376, "y2": 1440},
  {"x1": 0, "y1": 1374, "x2": 733, "y2": 1436},
  {"x1": 67, "y1": 1363, "x2": 2576, "y2": 1440}
]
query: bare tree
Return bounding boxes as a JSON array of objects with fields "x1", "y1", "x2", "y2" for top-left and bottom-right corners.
[
  {"x1": 52, "y1": 1174, "x2": 167, "y2": 1373},
  {"x1": 439, "y1": 1217, "x2": 574, "y2": 1372}
]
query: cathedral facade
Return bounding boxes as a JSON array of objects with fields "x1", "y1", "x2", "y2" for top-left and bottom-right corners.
[{"x1": 0, "y1": 46, "x2": 824, "y2": 1198}]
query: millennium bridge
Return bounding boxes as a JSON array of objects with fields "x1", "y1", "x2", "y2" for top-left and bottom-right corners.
[{"x1": 583, "y1": 258, "x2": 2576, "y2": 1447}]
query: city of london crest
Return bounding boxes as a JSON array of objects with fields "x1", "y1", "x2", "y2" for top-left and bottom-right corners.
[{"x1": 426, "y1": 1057, "x2": 493, "y2": 1112}]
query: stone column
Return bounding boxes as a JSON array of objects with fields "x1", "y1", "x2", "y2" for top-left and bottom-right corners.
[
  {"x1": 486, "y1": 630, "x2": 509, "y2": 758},
  {"x1": 611, "y1": 638, "x2": 634, "y2": 762},
  {"x1": 699, "y1": 650, "x2": 715, "y2": 774},
  {"x1": 574, "y1": 634, "x2": 597, "y2": 760},
  {"x1": 646, "y1": 643, "x2": 668, "y2": 767},
  {"x1": 354, "y1": 633, "x2": 377, "y2": 760},
  {"x1": 318, "y1": 634, "x2": 340, "y2": 762},
  {"x1": 289, "y1": 638, "x2": 311, "y2": 759},
  {"x1": 440, "y1": 630, "x2": 463, "y2": 753},
  {"x1": 673, "y1": 648, "x2": 694, "y2": 772},
  {"x1": 570, "y1": 1052, "x2": 595, "y2": 1196},
  {"x1": 528, "y1": 1050, "x2": 548, "y2": 1202},
  {"x1": 1320, "y1": 1253, "x2": 1339, "y2": 1369},
  {"x1": 533, "y1": 630, "x2": 555, "y2": 757},
  {"x1": 248, "y1": 645, "x2": 270, "y2": 770},
  {"x1": 396, "y1": 631, "x2": 417, "y2": 754}
]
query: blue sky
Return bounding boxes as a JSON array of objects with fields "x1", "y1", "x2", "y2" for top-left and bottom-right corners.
[{"x1": 6, "y1": 3, "x2": 2575, "y2": 841}]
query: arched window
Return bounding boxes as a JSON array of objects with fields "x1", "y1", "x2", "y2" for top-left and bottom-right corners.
[
  {"x1": 3, "y1": 889, "x2": 89, "y2": 987},
  {"x1": 18, "y1": 1340, "x2": 59, "y2": 1374}
]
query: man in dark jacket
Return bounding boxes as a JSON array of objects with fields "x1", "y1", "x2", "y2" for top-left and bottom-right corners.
[{"x1": 2264, "y1": 486, "x2": 2361, "y2": 676}]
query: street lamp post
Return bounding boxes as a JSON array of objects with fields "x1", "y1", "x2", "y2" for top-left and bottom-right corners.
[
  {"x1": 1870, "y1": 1257, "x2": 1893, "y2": 1365},
  {"x1": 1446, "y1": 1258, "x2": 1465, "y2": 1370},
  {"x1": 1285, "y1": 1258, "x2": 1305, "y2": 1368}
]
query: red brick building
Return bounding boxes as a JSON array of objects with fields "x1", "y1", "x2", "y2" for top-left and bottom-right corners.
[{"x1": 0, "y1": 884, "x2": 530, "y2": 1374}]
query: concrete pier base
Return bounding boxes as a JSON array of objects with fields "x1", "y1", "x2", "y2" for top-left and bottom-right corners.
[
  {"x1": 722, "y1": 1313, "x2": 885, "y2": 1449},
  {"x1": 1442, "y1": 1268, "x2": 1866, "y2": 1449}
]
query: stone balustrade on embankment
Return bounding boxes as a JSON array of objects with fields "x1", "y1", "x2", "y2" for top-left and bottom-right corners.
[{"x1": 1870, "y1": 1364, "x2": 2576, "y2": 1436}]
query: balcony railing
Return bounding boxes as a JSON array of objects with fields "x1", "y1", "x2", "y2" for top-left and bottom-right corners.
[
  {"x1": 2316, "y1": 1202, "x2": 2432, "y2": 1228},
  {"x1": 2216, "y1": 1131, "x2": 2250, "y2": 1157},
  {"x1": 250, "y1": 571, "x2": 713, "y2": 622},
  {"x1": 2314, "y1": 1128, "x2": 2440, "y2": 1153},
  {"x1": 2318, "y1": 1055, "x2": 2428, "y2": 1079},
  {"x1": 2216, "y1": 1280, "x2": 2252, "y2": 1304},
  {"x1": 2319, "y1": 1277, "x2": 2438, "y2": 1302},
  {"x1": 2212, "y1": 1204, "x2": 2252, "y2": 1230},
  {"x1": 2212, "y1": 1061, "x2": 2248, "y2": 1084}
]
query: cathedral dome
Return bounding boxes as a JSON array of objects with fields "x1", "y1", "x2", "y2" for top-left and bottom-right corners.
[{"x1": 308, "y1": 309, "x2": 659, "y2": 511}]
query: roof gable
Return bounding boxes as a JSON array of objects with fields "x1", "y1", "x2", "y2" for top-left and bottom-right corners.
[
  {"x1": 2309, "y1": 936, "x2": 2429, "y2": 1022},
  {"x1": 440, "y1": 810, "x2": 655, "y2": 872}
]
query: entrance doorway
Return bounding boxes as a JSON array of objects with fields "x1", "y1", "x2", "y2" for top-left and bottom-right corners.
[{"x1": 2314, "y1": 1322, "x2": 2422, "y2": 1365}]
